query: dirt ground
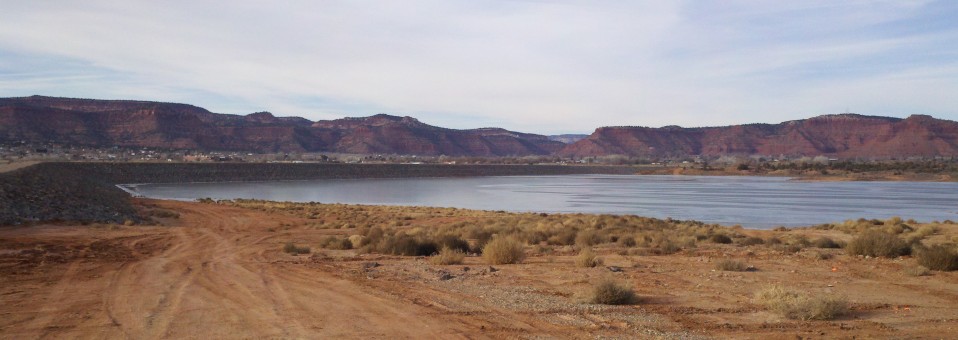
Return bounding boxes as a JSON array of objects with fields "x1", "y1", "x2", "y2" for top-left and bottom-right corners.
[
  {"x1": 1, "y1": 199, "x2": 957, "y2": 339},
  {"x1": 0, "y1": 161, "x2": 39, "y2": 174}
]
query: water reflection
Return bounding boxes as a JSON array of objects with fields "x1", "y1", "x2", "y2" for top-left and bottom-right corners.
[{"x1": 129, "y1": 175, "x2": 958, "y2": 229}]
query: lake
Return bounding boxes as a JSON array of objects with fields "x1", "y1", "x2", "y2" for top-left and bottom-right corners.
[{"x1": 125, "y1": 175, "x2": 958, "y2": 228}]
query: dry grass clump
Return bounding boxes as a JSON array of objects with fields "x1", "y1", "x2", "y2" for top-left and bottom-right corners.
[
  {"x1": 589, "y1": 278, "x2": 637, "y2": 305},
  {"x1": 431, "y1": 247, "x2": 466, "y2": 265},
  {"x1": 482, "y1": 237, "x2": 526, "y2": 264},
  {"x1": 846, "y1": 230, "x2": 910, "y2": 258},
  {"x1": 739, "y1": 237, "x2": 765, "y2": 246},
  {"x1": 812, "y1": 237, "x2": 842, "y2": 249},
  {"x1": 575, "y1": 229, "x2": 601, "y2": 247},
  {"x1": 904, "y1": 265, "x2": 931, "y2": 277},
  {"x1": 575, "y1": 248, "x2": 603, "y2": 268},
  {"x1": 282, "y1": 242, "x2": 311, "y2": 255},
  {"x1": 436, "y1": 235, "x2": 471, "y2": 253},
  {"x1": 715, "y1": 259, "x2": 749, "y2": 271},
  {"x1": 916, "y1": 244, "x2": 958, "y2": 271},
  {"x1": 378, "y1": 235, "x2": 438, "y2": 256},
  {"x1": 754, "y1": 285, "x2": 848, "y2": 321},
  {"x1": 709, "y1": 234, "x2": 733, "y2": 244},
  {"x1": 904, "y1": 225, "x2": 939, "y2": 244},
  {"x1": 320, "y1": 236, "x2": 353, "y2": 250}
]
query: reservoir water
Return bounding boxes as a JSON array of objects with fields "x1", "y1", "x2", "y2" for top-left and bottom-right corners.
[{"x1": 127, "y1": 175, "x2": 958, "y2": 228}]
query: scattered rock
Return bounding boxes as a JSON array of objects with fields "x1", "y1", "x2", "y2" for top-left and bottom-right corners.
[
  {"x1": 437, "y1": 270, "x2": 454, "y2": 281},
  {"x1": 607, "y1": 266, "x2": 623, "y2": 272},
  {"x1": 362, "y1": 262, "x2": 380, "y2": 270},
  {"x1": 488, "y1": 266, "x2": 498, "y2": 273}
]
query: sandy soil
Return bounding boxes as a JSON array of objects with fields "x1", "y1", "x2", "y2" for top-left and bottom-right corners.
[
  {"x1": 2, "y1": 200, "x2": 957, "y2": 339},
  {"x1": 0, "y1": 161, "x2": 40, "y2": 174}
]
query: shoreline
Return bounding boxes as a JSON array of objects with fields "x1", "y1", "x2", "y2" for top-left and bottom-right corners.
[{"x1": 636, "y1": 166, "x2": 958, "y2": 182}]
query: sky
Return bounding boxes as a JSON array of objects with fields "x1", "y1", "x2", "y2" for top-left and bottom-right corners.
[{"x1": 1, "y1": 1, "x2": 957, "y2": 134}]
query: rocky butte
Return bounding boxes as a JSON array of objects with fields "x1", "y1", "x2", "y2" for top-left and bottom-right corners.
[
  {"x1": 2, "y1": 95, "x2": 958, "y2": 159},
  {"x1": 0, "y1": 96, "x2": 563, "y2": 156},
  {"x1": 558, "y1": 114, "x2": 958, "y2": 159}
]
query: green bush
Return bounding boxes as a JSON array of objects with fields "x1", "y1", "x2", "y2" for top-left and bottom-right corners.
[
  {"x1": 846, "y1": 231, "x2": 910, "y2": 258},
  {"x1": 916, "y1": 245, "x2": 958, "y2": 271}
]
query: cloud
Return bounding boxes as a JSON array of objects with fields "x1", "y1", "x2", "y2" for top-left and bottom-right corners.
[{"x1": 0, "y1": 0, "x2": 955, "y2": 133}]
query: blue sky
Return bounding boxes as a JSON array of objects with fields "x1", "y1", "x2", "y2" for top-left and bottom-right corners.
[{"x1": 1, "y1": 1, "x2": 956, "y2": 134}]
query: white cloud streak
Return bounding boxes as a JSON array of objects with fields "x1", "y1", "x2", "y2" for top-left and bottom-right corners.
[{"x1": 0, "y1": 0, "x2": 955, "y2": 133}]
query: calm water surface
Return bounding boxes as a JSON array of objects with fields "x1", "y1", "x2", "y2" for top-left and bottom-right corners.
[{"x1": 127, "y1": 175, "x2": 958, "y2": 228}]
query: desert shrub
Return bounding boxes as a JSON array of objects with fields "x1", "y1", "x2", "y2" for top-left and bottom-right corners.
[
  {"x1": 282, "y1": 242, "x2": 311, "y2": 255},
  {"x1": 617, "y1": 235, "x2": 637, "y2": 247},
  {"x1": 654, "y1": 239, "x2": 681, "y2": 255},
  {"x1": 754, "y1": 285, "x2": 848, "y2": 320},
  {"x1": 813, "y1": 237, "x2": 841, "y2": 249},
  {"x1": 431, "y1": 247, "x2": 466, "y2": 265},
  {"x1": 365, "y1": 226, "x2": 384, "y2": 243},
  {"x1": 523, "y1": 230, "x2": 549, "y2": 245},
  {"x1": 547, "y1": 228, "x2": 577, "y2": 246},
  {"x1": 589, "y1": 278, "x2": 637, "y2": 305},
  {"x1": 348, "y1": 235, "x2": 367, "y2": 248},
  {"x1": 715, "y1": 259, "x2": 748, "y2": 271},
  {"x1": 436, "y1": 235, "x2": 471, "y2": 253},
  {"x1": 575, "y1": 229, "x2": 600, "y2": 247},
  {"x1": 575, "y1": 248, "x2": 603, "y2": 268},
  {"x1": 320, "y1": 236, "x2": 353, "y2": 250},
  {"x1": 904, "y1": 265, "x2": 931, "y2": 277},
  {"x1": 779, "y1": 244, "x2": 804, "y2": 255},
  {"x1": 885, "y1": 223, "x2": 908, "y2": 234},
  {"x1": 791, "y1": 235, "x2": 812, "y2": 247},
  {"x1": 380, "y1": 235, "x2": 437, "y2": 256},
  {"x1": 765, "y1": 237, "x2": 782, "y2": 245},
  {"x1": 846, "y1": 231, "x2": 910, "y2": 258},
  {"x1": 710, "y1": 234, "x2": 733, "y2": 244},
  {"x1": 813, "y1": 251, "x2": 834, "y2": 260},
  {"x1": 906, "y1": 225, "x2": 938, "y2": 245},
  {"x1": 482, "y1": 237, "x2": 526, "y2": 264},
  {"x1": 740, "y1": 237, "x2": 765, "y2": 246},
  {"x1": 916, "y1": 245, "x2": 958, "y2": 271},
  {"x1": 915, "y1": 225, "x2": 937, "y2": 237}
]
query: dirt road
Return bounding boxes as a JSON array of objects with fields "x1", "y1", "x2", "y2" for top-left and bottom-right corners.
[
  {"x1": 4, "y1": 200, "x2": 958, "y2": 339},
  {"x1": 0, "y1": 201, "x2": 476, "y2": 339}
]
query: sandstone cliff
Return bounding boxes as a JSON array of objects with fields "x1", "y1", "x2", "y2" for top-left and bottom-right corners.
[
  {"x1": 0, "y1": 96, "x2": 563, "y2": 156},
  {"x1": 558, "y1": 114, "x2": 958, "y2": 158}
]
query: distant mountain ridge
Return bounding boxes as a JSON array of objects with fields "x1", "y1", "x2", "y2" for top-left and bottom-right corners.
[
  {"x1": 0, "y1": 96, "x2": 563, "y2": 156},
  {"x1": 2, "y1": 96, "x2": 957, "y2": 159},
  {"x1": 558, "y1": 113, "x2": 958, "y2": 159}
]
